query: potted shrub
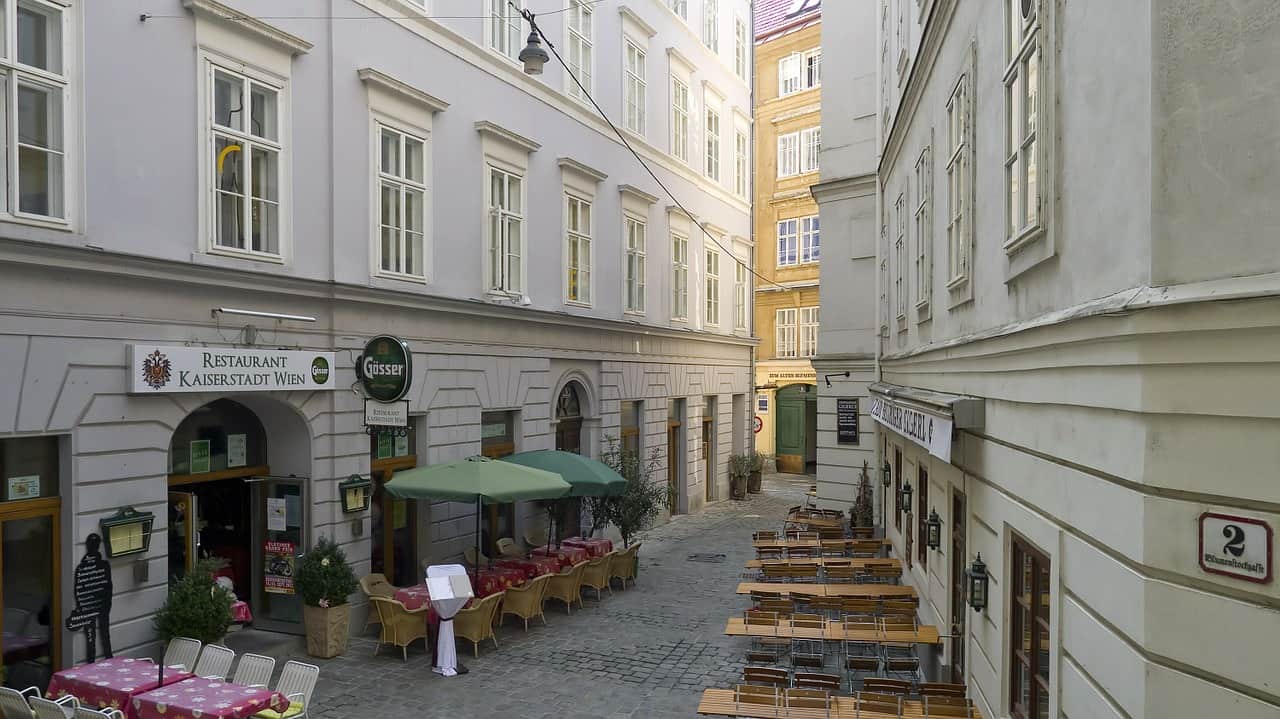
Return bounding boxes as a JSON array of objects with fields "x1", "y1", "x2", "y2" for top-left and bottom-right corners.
[
  {"x1": 155, "y1": 558, "x2": 234, "y2": 645},
  {"x1": 851, "y1": 461, "x2": 875, "y2": 530},
  {"x1": 728, "y1": 453, "x2": 751, "y2": 500},
  {"x1": 295, "y1": 537, "x2": 358, "y2": 659},
  {"x1": 747, "y1": 451, "x2": 766, "y2": 494}
]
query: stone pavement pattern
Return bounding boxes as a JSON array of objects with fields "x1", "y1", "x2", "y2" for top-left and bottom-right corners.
[{"x1": 262, "y1": 474, "x2": 811, "y2": 719}]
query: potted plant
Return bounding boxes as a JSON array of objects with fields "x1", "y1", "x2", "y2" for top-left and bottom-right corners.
[
  {"x1": 728, "y1": 453, "x2": 751, "y2": 500},
  {"x1": 295, "y1": 537, "x2": 359, "y2": 659},
  {"x1": 155, "y1": 558, "x2": 233, "y2": 645},
  {"x1": 747, "y1": 450, "x2": 766, "y2": 494}
]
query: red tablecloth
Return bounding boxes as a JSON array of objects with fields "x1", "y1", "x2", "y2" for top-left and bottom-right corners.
[
  {"x1": 531, "y1": 544, "x2": 590, "y2": 568},
  {"x1": 48, "y1": 657, "x2": 192, "y2": 718},
  {"x1": 132, "y1": 677, "x2": 288, "y2": 719},
  {"x1": 562, "y1": 537, "x2": 614, "y2": 557},
  {"x1": 496, "y1": 556, "x2": 561, "y2": 578},
  {"x1": 475, "y1": 567, "x2": 525, "y2": 596}
]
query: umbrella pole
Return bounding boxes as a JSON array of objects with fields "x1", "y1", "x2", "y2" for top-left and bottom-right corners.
[{"x1": 474, "y1": 496, "x2": 482, "y2": 581}]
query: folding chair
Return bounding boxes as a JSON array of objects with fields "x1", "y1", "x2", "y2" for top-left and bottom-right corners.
[
  {"x1": 750, "y1": 589, "x2": 783, "y2": 604},
  {"x1": 745, "y1": 612, "x2": 788, "y2": 665},
  {"x1": 824, "y1": 565, "x2": 858, "y2": 583},
  {"x1": 742, "y1": 666, "x2": 790, "y2": 689},
  {"x1": 786, "y1": 545, "x2": 819, "y2": 560},
  {"x1": 860, "y1": 678, "x2": 912, "y2": 696},
  {"x1": 850, "y1": 526, "x2": 876, "y2": 539},
  {"x1": 793, "y1": 672, "x2": 841, "y2": 692},
  {"x1": 882, "y1": 615, "x2": 918, "y2": 635},
  {"x1": 851, "y1": 540, "x2": 882, "y2": 559},
  {"x1": 231, "y1": 653, "x2": 276, "y2": 688},
  {"x1": 844, "y1": 655, "x2": 882, "y2": 693},
  {"x1": 788, "y1": 564, "x2": 820, "y2": 583},
  {"x1": 881, "y1": 641, "x2": 916, "y2": 661},
  {"x1": 784, "y1": 688, "x2": 832, "y2": 717},
  {"x1": 819, "y1": 540, "x2": 848, "y2": 558},
  {"x1": 786, "y1": 531, "x2": 819, "y2": 542},
  {"x1": 75, "y1": 707, "x2": 125, "y2": 719},
  {"x1": 790, "y1": 591, "x2": 819, "y2": 615},
  {"x1": 919, "y1": 682, "x2": 967, "y2": 698},
  {"x1": 30, "y1": 696, "x2": 79, "y2": 719},
  {"x1": 756, "y1": 547, "x2": 785, "y2": 561},
  {"x1": 840, "y1": 598, "x2": 881, "y2": 618},
  {"x1": 809, "y1": 596, "x2": 843, "y2": 619},
  {"x1": 884, "y1": 655, "x2": 921, "y2": 684},
  {"x1": 790, "y1": 614, "x2": 826, "y2": 670},
  {"x1": 761, "y1": 564, "x2": 794, "y2": 583},
  {"x1": 881, "y1": 600, "x2": 917, "y2": 615},
  {"x1": 753, "y1": 530, "x2": 779, "y2": 542},
  {"x1": 163, "y1": 637, "x2": 203, "y2": 672},
  {"x1": 817, "y1": 527, "x2": 846, "y2": 541},
  {"x1": 923, "y1": 695, "x2": 975, "y2": 718},
  {"x1": 734, "y1": 683, "x2": 783, "y2": 717},
  {"x1": 854, "y1": 692, "x2": 903, "y2": 718}
]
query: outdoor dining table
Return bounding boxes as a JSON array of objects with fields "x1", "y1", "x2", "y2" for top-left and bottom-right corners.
[
  {"x1": 723, "y1": 617, "x2": 942, "y2": 644},
  {"x1": 735, "y1": 581, "x2": 917, "y2": 599},
  {"x1": 752, "y1": 538, "x2": 891, "y2": 550},
  {"x1": 47, "y1": 657, "x2": 193, "y2": 718},
  {"x1": 561, "y1": 536, "x2": 613, "y2": 557},
  {"x1": 131, "y1": 676, "x2": 289, "y2": 719},
  {"x1": 530, "y1": 543, "x2": 590, "y2": 568},
  {"x1": 496, "y1": 556, "x2": 561, "y2": 578},
  {"x1": 744, "y1": 557, "x2": 903, "y2": 570}
]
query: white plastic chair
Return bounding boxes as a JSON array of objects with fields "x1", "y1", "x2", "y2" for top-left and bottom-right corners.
[
  {"x1": 231, "y1": 653, "x2": 276, "y2": 688},
  {"x1": 29, "y1": 696, "x2": 77, "y2": 719},
  {"x1": 273, "y1": 661, "x2": 319, "y2": 718},
  {"x1": 0, "y1": 686, "x2": 42, "y2": 719},
  {"x1": 163, "y1": 636, "x2": 202, "y2": 672},
  {"x1": 193, "y1": 644, "x2": 235, "y2": 680}
]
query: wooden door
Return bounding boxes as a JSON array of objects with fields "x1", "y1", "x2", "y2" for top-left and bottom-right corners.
[
  {"x1": 702, "y1": 418, "x2": 714, "y2": 502},
  {"x1": 167, "y1": 491, "x2": 198, "y2": 580},
  {"x1": 774, "y1": 385, "x2": 806, "y2": 473},
  {"x1": 950, "y1": 491, "x2": 967, "y2": 684},
  {"x1": 667, "y1": 421, "x2": 681, "y2": 514}
]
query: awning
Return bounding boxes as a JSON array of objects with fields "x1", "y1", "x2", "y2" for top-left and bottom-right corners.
[
  {"x1": 501, "y1": 450, "x2": 626, "y2": 497},
  {"x1": 868, "y1": 382, "x2": 985, "y2": 463},
  {"x1": 383, "y1": 456, "x2": 571, "y2": 503}
]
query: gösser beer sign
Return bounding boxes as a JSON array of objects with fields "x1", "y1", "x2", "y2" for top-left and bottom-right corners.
[{"x1": 358, "y1": 335, "x2": 413, "y2": 403}]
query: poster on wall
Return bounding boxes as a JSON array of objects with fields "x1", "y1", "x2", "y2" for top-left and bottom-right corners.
[
  {"x1": 227, "y1": 434, "x2": 247, "y2": 468},
  {"x1": 6, "y1": 475, "x2": 40, "y2": 501},
  {"x1": 266, "y1": 498, "x2": 287, "y2": 532},
  {"x1": 376, "y1": 433, "x2": 393, "y2": 459},
  {"x1": 264, "y1": 541, "x2": 296, "y2": 595},
  {"x1": 189, "y1": 440, "x2": 211, "y2": 474},
  {"x1": 394, "y1": 433, "x2": 409, "y2": 457},
  {"x1": 836, "y1": 398, "x2": 860, "y2": 445}
]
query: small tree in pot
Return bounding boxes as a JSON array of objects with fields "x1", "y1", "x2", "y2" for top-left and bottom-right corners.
[
  {"x1": 598, "y1": 435, "x2": 668, "y2": 548},
  {"x1": 851, "y1": 461, "x2": 876, "y2": 531},
  {"x1": 154, "y1": 558, "x2": 233, "y2": 645},
  {"x1": 728, "y1": 453, "x2": 751, "y2": 500},
  {"x1": 295, "y1": 537, "x2": 358, "y2": 659},
  {"x1": 747, "y1": 451, "x2": 767, "y2": 493}
]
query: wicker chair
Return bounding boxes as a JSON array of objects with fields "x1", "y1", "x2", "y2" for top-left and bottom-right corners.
[
  {"x1": 358, "y1": 573, "x2": 399, "y2": 632},
  {"x1": 499, "y1": 574, "x2": 550, "y2": 631},
  {"x1": 544, "y1": 562, "x2": 587, "y2": 613},
  {"x1": 609, "y1": 543, "x2": 640, "y2": 589},
  {"x1": 463, "y1": 546, "x2": 490, "y2": 569},
  {"x1": 453, "y1": 592, "x2": 503, "y2": 656},
  {"x1": 496, "y1": 538, "x2": 522, "y2": 558},
  {"x1": 579, "y1": 553, "x2": 614, "y2": 601},
  {"x1": 522, "y1": 527, "x2": 548, "y2": 549},
  {"x1": 369, "y1": 596, "x2": 429, "y2": 661}
]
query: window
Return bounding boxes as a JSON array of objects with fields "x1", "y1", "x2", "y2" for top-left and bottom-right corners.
[
  {"x1": 914, "y1": 146, "x2": 932, "y2": 312},
  {"x1": 1006, "y1": 0, "x2": 1042, "y2": 247},
  {"x1": 565, "y1": 195, "x2": 592, "y2": 303},
  {"x1": 704, "y1": 104, "x2": 720, "y2": 181},
  {"x1": 734, "y1": 261, "x2": 748, "y2": 330},
  {"x1": 734, "y1": 17, "x2": 748, "y2": 81},
  {"x1": 481, "y1": 411, "x2": 516, "y2": 458},
  {"x1": 916, "y1": 467, "x2": 928, "y2": 567},
  {"x1": 756, "y1": 394, "x2": 769, "y2": 413},
  {"x1": 567, "y1": 0, "x2": 593, "y2": 99},
  {"x1": 211, "y1": 66, "x2": 281, "y2": 256},
  {"x1": 672, "y1": 233, "x2": 689, "y2": 319},
  {"x1": 802, "y1": 127, "x2": 821, "y2": 173},
  {"x1": 894, "y1": 192, "x2": 907, "y2": 320},
  {"x1": 778, "y1": 49, "x2": 821, "y2": 96},
  {"x1": 775, "y1": 308, "x2": 797, "y2": 358},
  {"x1": 801, "y1": 216, "x2": 820, "y2": 263},
  {"x1": 625, "y1": 215, "x2": 646, "y2": 313},
  {"x1": 776, "y1": 218, "x2": 798, "y2": 267},
  {"x1": 624, "y1": 40, "x2": 646, "y2": 135},
  {"x1": 879, "y1": 225, "x2": 889, "y2": 332},
  {"x1": 702, "y1": 0, "x2": 719, "y2": 53},
  {"x1": 893, "y1": 447, "x2": 902, "y2": 530},
  {"x1": 621, "y1": 401, "x2": 643, "y2": 454},
  {"x1": 777, "y1": 128, "x2": 820, "y2": 178},
  {"x1": 487, "y1": 167, "x2": 523, "y2": 293},
  {"x1": 734, "y1": 129, "x2": 748, "y2": 198},
  {"x1": 377, "y1": 125, "x2": 427, "y2": 278},
  {"x1": 487, "y1": 0, "x2": 522, "y2": 60},
  {"x1": 0, "y1": 0, "x2": 68, "y2": 221},
  {"x1": 946, "y1": 72, "x2": 971, "y2": 286},
  {"x1": 799, "y1": 306, "x2": 819, "y2": 357},
  {"x1": 670, "y1": 0, "x2": 688, "y2": 20},
  {"x1": 671, "y1": 76, "x2": 690, "y2": 163},
  {"x1": 1010, "y1": 537, "x2": 1052, "y2": 719},
  {"x1": 704, "y1": 249, "x2": 720, "y2": 326}
]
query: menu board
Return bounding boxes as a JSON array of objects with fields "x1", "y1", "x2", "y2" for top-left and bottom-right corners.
[{"x1": 836, "y1": 398, "x2": 860, "y2": 445}]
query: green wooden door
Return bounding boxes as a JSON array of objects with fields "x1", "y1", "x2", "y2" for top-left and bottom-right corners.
[{"x1": 775, "y1": 385, "x2": 807, "y2": 472}]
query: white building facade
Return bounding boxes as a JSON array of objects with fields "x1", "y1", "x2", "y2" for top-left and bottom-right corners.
[
  {"x1": 0, "y1": 0, "x2": 754, "y2": 669},
  {"x1": 817, "y1": 0, "x2": 1280, "y2": 717}
]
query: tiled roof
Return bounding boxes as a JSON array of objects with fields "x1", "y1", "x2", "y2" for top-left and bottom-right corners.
[{"x1": 754, "y1": 0, "x2": 820, "y2": 41}]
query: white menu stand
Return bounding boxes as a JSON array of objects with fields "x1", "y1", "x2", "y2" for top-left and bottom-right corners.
[{"x1": 425, "y1": 564, "x2": 474, "y2": 677}]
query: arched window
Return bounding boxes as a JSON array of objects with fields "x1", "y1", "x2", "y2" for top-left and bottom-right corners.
[
  {"x1": 556, "y1": 382, "x2": 583, "y2": 420},
  {"x1": 168, "y1": 399, "x2": 268, "y2": 475}
]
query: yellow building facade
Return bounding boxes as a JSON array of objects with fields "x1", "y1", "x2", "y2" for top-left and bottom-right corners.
[{"x1": 752, "y1": 7, "x2": 822, "y2": 474}]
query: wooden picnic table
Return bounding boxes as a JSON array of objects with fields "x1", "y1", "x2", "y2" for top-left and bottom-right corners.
[
  {"x1": 752, "y1": 538, "x2": 891, "y2": 550},
  {"x1": 696, "y1": 689, "x2": 983, "y2": 718},
  {"x1": 724, "y1": 617, "x2": 941, "y2": 644},
  {"x1": 736, "y1": 582, "x2": 917, "y2": 599},
  {"x1": 744, "y1": 557, "x2": 903, "y2": 570}
]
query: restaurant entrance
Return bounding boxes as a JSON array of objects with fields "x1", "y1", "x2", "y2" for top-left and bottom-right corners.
[
  {"x1": 950, "y1": 490, "x2": 967, "y2": 684},
  {"x1": 370, "y1": 426, "x2": 418, "y2": 588}
]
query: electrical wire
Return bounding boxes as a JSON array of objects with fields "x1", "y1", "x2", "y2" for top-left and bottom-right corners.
[{"x1": 138, "y1": 0, "x2": 603, "y2": 22}]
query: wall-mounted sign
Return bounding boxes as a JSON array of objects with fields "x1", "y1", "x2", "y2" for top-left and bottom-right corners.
[
  {"x1": 266, "y1": 498, "x2": 287, "y2": 532},
  {"x1": 836, "y1": 398, "x2": 860, "y2": 445},
  {"x1": 189, "y1": 440, "x2": 211, "y2": 474},
  {"x1": 128, "y1": 345, "x2": 338, "y2": 393},
  {"x1": 365, "y1": 399, "x2": 408, "y2": 428},
  {"x1": 766, "y1": 370, "x2": 817, "y2": 382},
  {"x1": 753, "y1": 416, "x2": 763, "y2": 434},
  {"x1": 6, "y1": 475, "x2": 40, "y2": 501},
  {"x1": 358, "y1": 335, "x2": 413, "y2": 402},
  {"x1": 66, "y1": 533, "x2": 113, "y2": 661},
  {"x1": 264, "y1": 541, "x2": 296, "y2": 595},
  {"x1": 376, "y1": 433, "x2": 393, "y2": 459},
  {"x1": 1199, "y1": 512, "x2": 1271, "y2": 584},
  {"x1": 227, "y1": 434, "x2": 247, "y2": 468},
  {"x1": 869, "y1": 396, "x2": 953, "y2": 462}
]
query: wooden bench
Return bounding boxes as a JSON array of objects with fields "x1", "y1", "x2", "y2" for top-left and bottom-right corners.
[{"x1": 737, "y1": 582, "x2": 917, "y2": 600}]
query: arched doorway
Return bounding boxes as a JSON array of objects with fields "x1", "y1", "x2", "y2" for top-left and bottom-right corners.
[
  {"x1": 555, "y1": 381, "x2": 584, "y2": 454},
  {"x1": 774, "y1": 384, "x2": 817, "y2": 474}
]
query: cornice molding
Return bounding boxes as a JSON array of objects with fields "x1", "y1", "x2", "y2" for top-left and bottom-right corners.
[
  {"x1": 810, "y1": 173, "x2": 878, "y2": 203},
  {"x1": 701, "y1": 221, "x2": 728, "y2": 236},
  {"x1": 474, "y1": 121, "x2": 541, "y2": 153},
  {"x1": 557, "y1": 157, "x2": 608, "y2": 183},
  {"x1": 618, "y1": 5, "x2": 657, "y2": 38},
  {"x1": 619, "y1": 184, "x2": 660, "y2": 205},
  {"x1": 357, "y1": 67, "x2": 449, "y2": 113},
  {"x1": 666, "y1": 46, "x2": 695, "y2": 72},
  {"x1": 182, "y1": 0, "x2": 313, "y2": 55}
]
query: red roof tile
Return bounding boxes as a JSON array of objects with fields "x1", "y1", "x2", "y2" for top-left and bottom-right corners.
[{"x1": 754, "y1": 0, "x2": 820, "y2": 41}]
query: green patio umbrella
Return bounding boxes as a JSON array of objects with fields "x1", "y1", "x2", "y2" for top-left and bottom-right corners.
[{"x1": 502, "y1": 450, "x2": 626, "y2": 547}]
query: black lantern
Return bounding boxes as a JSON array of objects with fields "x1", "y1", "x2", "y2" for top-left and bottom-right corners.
[
  {"x1": 926, "y1": 509, "x2": 942, "y2": 550},
  {"x1": 338, "y1": 474, "x2": 373, "y2": 514},
  {"x1": 99, "y1": 507, "x2": 156, "y2": 559},
  {"x1": 881, "y1": 460, "x2": 892, "y2": 487},
  {"x1": 966, "y1": 553, "x2": 989, "y2": 611},
  {"x1": 898, "y1": 481, "x2": 913, "y2": 513},
  {"x1": 518, "y1": 27, "x2": 550, "y2": 75}
]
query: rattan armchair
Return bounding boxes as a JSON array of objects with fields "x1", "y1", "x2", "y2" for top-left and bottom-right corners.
[
  {"x1": 544, "y1": 562, "x2": 587, "y2": 613},
  {"x1": 499, "y1": 574, "x2": 550, "y2": 631},
  {"x1": 453, "y1": 592, "x2": 503, "y2": 657},
  {"x1": 608, "y1": 542, "x2": 640, "y2": 589},
  {"x1": 359, "y1": 574, "x2": 398, "y2": 634},
  {"x1": 369, "y1": 596, "x2": 429, "y2": 662},
  {"x1": 580, "y1": 553, "x2": 614, "y2": 601}
]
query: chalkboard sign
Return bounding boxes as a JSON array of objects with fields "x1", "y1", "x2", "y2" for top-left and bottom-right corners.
[
  {"x1": 67, "y1": 533, "x2": 113, "y2": 661},
  {"x1": 837, "y1": 398, "x2": 860, "y2": 445}
]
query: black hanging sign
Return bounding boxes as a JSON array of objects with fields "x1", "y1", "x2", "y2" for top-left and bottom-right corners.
[
  {"x1": 66, "y1": 533, "x2": 114, "y2": 661},
  {"x1": 836, "y1": 398, "x2": 860, "y2": 445}
]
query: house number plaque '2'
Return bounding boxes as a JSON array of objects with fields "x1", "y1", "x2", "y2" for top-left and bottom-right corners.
[{"x1": 1199, "y1": 512, "x2": 1272, "y2": 584}]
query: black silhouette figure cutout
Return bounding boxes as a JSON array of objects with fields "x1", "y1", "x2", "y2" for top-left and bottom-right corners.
[{"x1": 66, "y1": 533, "x2": 113, "y2": 661}]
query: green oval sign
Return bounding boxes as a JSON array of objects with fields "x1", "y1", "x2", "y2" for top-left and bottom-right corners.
[
  {"x1": 359, "y1": 335, "x2": 412, "y2": 402},
  {"x1": 310, "y1": 357, "x2": 330, "y2": 384}
]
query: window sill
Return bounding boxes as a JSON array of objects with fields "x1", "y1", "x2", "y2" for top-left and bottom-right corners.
[
  {"x1": 564, "y1": 299, "x2": 593, "y2": 309},
  {"x1": 1003, "y1": 223, "x2": 1045, "y2": 255},
  {"x1": 5, "y1": 212, "x2": 71, "y2": 231},
  {"x1": 624, "y1": 309, "x2": 647, "y2": 318},
  {"x1": 945, "y1": 274, "x2": 968, "y2": 291},
  {"x1": 373, "y1": 270, "x2": 429, "y2": 285},
  {"x1": 915, "y1": 298, "x2": 931, "y2": 322},
  {"x1": 207, "y1": 246, "x2": 285, "y2": 265}
]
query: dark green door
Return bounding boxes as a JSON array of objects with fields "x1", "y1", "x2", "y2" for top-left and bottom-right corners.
[{"x1": 775, "y1": 385, "x2": 807, "y2": 473}]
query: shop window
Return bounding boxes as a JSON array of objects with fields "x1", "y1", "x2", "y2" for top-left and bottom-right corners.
[
  {"x1": 481, "y1": 411, "x2": 516, "y2": 458},
  {"x1": 0, "y1": 436, "x2": 58, "y2": 501},
  {"x1": 371, "y1": 423, "x2": 417, "y2": 587},
  {"x1": 370, "y1": 424, "x2": 416, "y2": 462},
  {"x1": 621, "y1": 400, "x2": 642, "y2": 455},
  {"x1": 1011, "y1": 536, "x2": 1052, "y2": 719}
]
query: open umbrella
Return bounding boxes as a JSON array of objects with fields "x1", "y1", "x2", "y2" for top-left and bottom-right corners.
[{"x1": 502, "y1": 450, "x2": 626, "y2": 546}]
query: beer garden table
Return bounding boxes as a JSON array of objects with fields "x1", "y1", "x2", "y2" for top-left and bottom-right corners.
[
  {"x1": 47, "y1": 657, "x2": 192, "y2": 719},
  {"x1": 735, "y1": 582, "x2": 918, "y2": 599}
]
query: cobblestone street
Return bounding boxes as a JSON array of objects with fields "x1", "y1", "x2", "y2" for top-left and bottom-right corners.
[{"x1": 249, "y1": 474, "x2": 810, "y2": 719}]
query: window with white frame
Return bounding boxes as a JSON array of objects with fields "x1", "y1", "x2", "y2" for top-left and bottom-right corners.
[
  {"x1": 625, "y1": 215, "x2": 646, "y2": 314},
  {"x1": 914, "y1": 146, "x2": 931, "y2": 310},
  {"x1": 487, "y1": 0, "x2": 522, "y2": 60},
  {"x1": 671, "y1": 76, "x2": 690, "y2": 163},
  {"x1": 704, "y1": 104, "x2": 720, "y2": 181},
  {"x1": 777, "y1": 219, "x2": 797, "y2": 267},
  {"x1": 800, "y1": 216, "x2": 820, "y2": 263},
  {"x1": 756, "y1": 393, "x2": 769, "y2": 413},
  {"x1": 377, "y1": 125, "x2": 427, "y2": 278},
  {"x1": 778, "y1": 49, "x2": 821, "y2": 96},
  {"x1": 894, "y1": 192, "x2": 907, "y2": 320},
  {"x1": 567, "y1": 0, "x2": 593, "y2": 99},
  {"x1": 734, "y1": 129, "x2": 748, "y2": 198},
  {"x1": 670, "y1": 0, "x2": 688, "y2": 21},
  {"x1": 946, "y1": 72, "x2": 970, "y2": 285},
  {"x1": 799, "y1": 306, "x2": 819, "y2": 357},
  {"x1": 704, "y1": 249, "x2": 720, "y2": 326},
  {"x1": 565, "y1": 194, "x2": 592, "y2": 303},
  {"x1": 1006, "y1": 0, "x2": 1043, "y2": 246},
  {"x1": 777, "y1": 128, "x2": 819, "y2": 178},
  {"x1": 734, "y1": 261, "x2": 748, "y2": 330},
  {"x1": 671, "y1": 233, "x2": 689, "y2": 319},
  {"x1": 734, "y1": 17, "x2": 748, "y2": 81},
  {"x1": 802, "y1": 127, "x2": 821, "y2": 173},
  {"x1": 879, "y1": 224, "x2": 889, "y2": 332},
  {"x1": 702, "y1": 0, "x2": 719, "y2": 53},
  {"x1": 212, "y1": 65, "x2": 282, "y2": 256},
  {"x1": 487, "y1": 167, "x2": 523, "y2": 293},
  {"x1": 775, "y1": 308, "x2": 797, "y2": 358},
  {"x1": 1, "y1": 0, "x2": 67, "y2": 221},
  {"x1": 624, "y1": 39, "x2": 646, "y2": 135}
]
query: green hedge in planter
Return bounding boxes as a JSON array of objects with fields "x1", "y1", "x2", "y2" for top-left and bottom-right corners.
[
  {"x1": 295, "y1": 537, "x2": 358, "y2": 608},
  {"x1": 154, "y1": 558, "x2": 233, "y2": 644}
]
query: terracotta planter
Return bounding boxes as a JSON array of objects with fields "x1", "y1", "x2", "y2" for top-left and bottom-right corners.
[
  {"x1": 747, "y1": 471, "x2": 762, "y2": 493},
  {"x1": 303, "y1": 603, "x2": 351, "y2": 659}
]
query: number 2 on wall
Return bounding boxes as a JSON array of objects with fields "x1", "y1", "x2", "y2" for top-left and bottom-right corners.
[{"x1": 1222, "y1": 524, "x2": 1246, "y2": 557}]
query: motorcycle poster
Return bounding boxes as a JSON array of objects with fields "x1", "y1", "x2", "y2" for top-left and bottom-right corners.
[{"x1": 264, "y1": 540, "x2": 296, "y2": 595}]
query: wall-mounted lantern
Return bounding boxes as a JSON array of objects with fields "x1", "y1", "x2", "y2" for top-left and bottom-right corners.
[
  {"x1": 898, "y1": 481, "x2": 913, "y2": 513},
  {"x1": 881, "y1": 460, "x2": 892, "y2": 487},
  {"x1": 926, "y1": 509, "x2": 942, "y2": 550},
  {"x1": 339, "y1": 474, "x2": 373, "y2": 514},
  {"x1": 99, "y1": 507, "x2": 155, "y2": 559},
  {"x1": 967, "y1": 553, "x2": 989, "y2": 611}
]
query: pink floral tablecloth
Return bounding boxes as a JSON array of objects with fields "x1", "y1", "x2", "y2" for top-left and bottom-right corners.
[
  {"x1": 47, "y1": 657, "x2": 192, "y2": 718},
  {"x1": 132, "y1": 677, "x2": 288, "y2": 719},
  {"x1": 496, "y1": 556, "x2": 561, "y2": 578},
  {"x1": 562, "y1": 537, "x2": 613, "y2": 558},
  {"x1": 530, "y1": 544, "x2": 590, "y2": 568}
]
